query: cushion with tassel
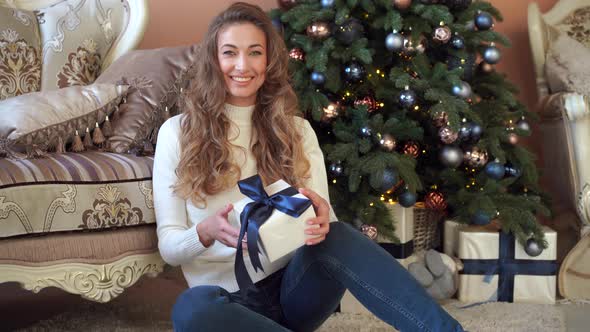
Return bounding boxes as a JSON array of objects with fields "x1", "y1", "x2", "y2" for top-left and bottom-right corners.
[
  {"x1": 94, "y1": 44, "x2": 200, "y2": 154},
  {"x1": 0, "y1": 83, "x2": 128, "y2": 158}
]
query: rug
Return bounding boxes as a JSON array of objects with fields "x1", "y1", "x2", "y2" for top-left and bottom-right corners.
[{"x1": 17, "y1": 299, "x2": 565, "y2": 332}]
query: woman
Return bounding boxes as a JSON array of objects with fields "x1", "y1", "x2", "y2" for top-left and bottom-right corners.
[{"x1": 153, "y1": 2, "x2": 464, "y2": 331}]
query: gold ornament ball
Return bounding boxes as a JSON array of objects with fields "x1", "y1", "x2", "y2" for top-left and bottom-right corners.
[
  {"x1": 361, "y1": 224, "x2": 378, "y2": 240},
  {"x1": 439, "y1": 126, "x2": 459, "y2": 144},
  {"x1": 403, "y1": 141, "x2": 420, "y2": 158},
  {"x1": 307, "y1": 21, "x2": 331, "y2": 39},
  {"x1": 463, "y1": 146, "x2": 489, "y2": 168},
  {"x1": 379, "y1": 134, "x2": 397, "y2": 152},
  {"x1": 433, "y1": 25, "x2": 452, "y2": 43},
  {"x1": 289, "y1": 48, "x2": 305, "y2": 61},
  {"x1": 393, "y1": 0, "x2": 412, "y2": 10},
  {"x1": 321, "y1": 102, "x2": 340, "y2": 122},
  {"x1": 508, "y1": 133, "x2": 519, "y2": 145},
  {"x1": 425, "y1": 191, "x2": 447, "y2": 211}
]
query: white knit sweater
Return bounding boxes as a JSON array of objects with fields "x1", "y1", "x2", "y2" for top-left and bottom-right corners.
[{"x1": 153, "y1": 103, "x2": 336, "y2": 292}]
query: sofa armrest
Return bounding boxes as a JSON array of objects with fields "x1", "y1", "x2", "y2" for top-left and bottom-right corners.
[{"x1": 540, "y1": 92, "x2": 590, "y2": 233}]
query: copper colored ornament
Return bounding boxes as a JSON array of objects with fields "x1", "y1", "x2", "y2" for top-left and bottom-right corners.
[
  {"x1": 307, "y1": 21, "x2": 331, "y2": 39},
  {"x1": 289, "y1": 47, "x2": 305, "y2": 61},
  {"x1": 361, "y1": 224, "x2": 378, "y2": 240},
  {"x1": 479, "y1": 62, "x2": 494, "y2": 73},
  {"x1": 425, "y1": 191, "x2": 447, "y2": 210},
  {"x1": 439, "y1": 126, "x2": 459, "y2": 144},
  {"x1": 393, "y1": 0, "x2": 412, "y2": 10},
  {"x1": 278, "y1": 0, "x2": 297, "y2": 10},
  {"x1": 403, "y1": 141, "x2": 420, "y2": 158},
  {"x1": 379, "y1": 133, "x2": 397, "y2": 152},
  {"x1": 354, "y1": 95, "x2": 377, "y2": 112},
  {"x1": 432, "y1": 111, "x2": 448, "y2": 127},
  {"x1": 463, "y1": 146, "x2": 489, "y2": 168},
  {"x1": 508, "y1": 132, "x2": 519, "y2": 145},
  {"x1": 321, "y1": 102, "x2": 340, "y2": 122},
  {"x1": 433, "y1": 25, "x2": 452, "y2": 43}
]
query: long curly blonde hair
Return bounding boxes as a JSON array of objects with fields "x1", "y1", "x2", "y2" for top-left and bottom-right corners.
[{"x1": 174, "y1": 2, "x2": 310, "y2": 207}]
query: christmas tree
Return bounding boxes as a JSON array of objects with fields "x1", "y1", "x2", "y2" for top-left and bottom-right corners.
[{"x1": 270, "y1": 0, "x2": 550, "y2": 249}]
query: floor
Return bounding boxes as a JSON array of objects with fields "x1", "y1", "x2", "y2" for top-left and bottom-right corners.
[{"x1": 1, "y1": 266, "x2": 589, "y2": 332}]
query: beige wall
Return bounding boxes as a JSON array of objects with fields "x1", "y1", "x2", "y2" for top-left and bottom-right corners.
[{"x1": 139, "y1": 0, "x2": 558, "y2": 156}]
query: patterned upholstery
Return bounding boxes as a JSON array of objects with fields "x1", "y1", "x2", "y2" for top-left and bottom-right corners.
[
  {"x1": 0, "y1": 151, "x2": 155, "y2": 238},
  {"x1": 555, "y1": 6, "x2": 590, "y2": 47},
  {"x1": 0, "y1": 6, "x2": 41, "y2": 100}
]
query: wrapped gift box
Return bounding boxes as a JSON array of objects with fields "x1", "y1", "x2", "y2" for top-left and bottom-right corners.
[
  {"x1": 458, "y1": 226, "x2": 557, "y2": 304},
  {"x1": 444, "y1": 219, "x2": 467, "y2": 257},
  {"x1": 341, "y1": 203, "x2": 420, "y2": 314},
  {"x1": 233, "y1": 178, "x2": 317, "y2": 263},
  {"x1": 376, "y1": 203, "x2": 418, "y2": 268}
]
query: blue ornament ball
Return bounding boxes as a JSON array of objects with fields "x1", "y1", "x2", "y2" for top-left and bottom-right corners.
[
  {"x1": 398, "y1": 190, "x2": 417, "y2": 208},
  {"x1": 472, "y1": 210, "x2": 492, "y2": 225},
  {"x1": 311, "y1": 71, "x2": 326, "y2": 85},
  {"x1": 485, "y1": 161, "x2": 505, "y2": 180},
  {"x1": 271, "y1": 17, "x2": 284, "y2": 34},
  {"x1": 450, "y1": 35, "x2": 465, "y2": 49},
  {"x1": 470, "y1": 123, "x2": 483, "y2": 141},
  {"x1": 377, "y1": 168, "x2": 399, "y2": 192},
  {"x1": 399, "y1": 88, "x2": 417, "y2": 108},
  {"x1": 321, "y1": 0, "x2": 335, "y2": 8},
  {"x1": 475, "y1": 12, "x2": 493, "y2": 30}
]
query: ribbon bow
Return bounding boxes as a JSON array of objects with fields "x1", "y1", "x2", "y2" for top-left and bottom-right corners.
[{"x1": 234, "y1": 175, "x2": 312, "y2": 295}]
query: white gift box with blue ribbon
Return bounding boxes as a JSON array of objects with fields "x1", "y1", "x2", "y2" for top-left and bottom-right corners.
[{"x1": 457, "y1": 226, "x2": 557, "y2": 304}]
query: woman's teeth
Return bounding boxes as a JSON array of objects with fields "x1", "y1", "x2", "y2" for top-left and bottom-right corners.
[{"x1": 232, "y1": 76, "x2": 252, "y2": 82}]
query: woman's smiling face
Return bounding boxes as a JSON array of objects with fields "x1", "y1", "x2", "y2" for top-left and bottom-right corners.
[{"x1": 217, "y1": 22, "x2": 267, "y2": 106}]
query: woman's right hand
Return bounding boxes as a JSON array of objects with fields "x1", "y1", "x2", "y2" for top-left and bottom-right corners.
[{"x1": 197, "y1": 204, "x2": 245, "y2": 249}]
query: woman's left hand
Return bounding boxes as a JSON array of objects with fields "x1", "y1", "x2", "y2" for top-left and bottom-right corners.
[{"x1": 299, "y1": 187, "x2": 330, "y2": 245}]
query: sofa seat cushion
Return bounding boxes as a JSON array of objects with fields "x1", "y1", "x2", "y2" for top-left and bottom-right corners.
[
  {"x1": 0, "y1": 224, "x2": 157, "y2": 264},
  {"x1": 0, "y1": 151, "x2": 155, "y2": 238}
]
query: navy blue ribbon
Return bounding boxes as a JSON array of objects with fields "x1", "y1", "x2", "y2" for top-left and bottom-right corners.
[
  {"x1": 380, "y1": 240, "x2": 414, "y2": 259},
  {"x1": 460, "y1": 231, "x2": 557, "y2": 302},
  {"x1": 234, "y1": 175, "x2": 312, "y2": 296}
]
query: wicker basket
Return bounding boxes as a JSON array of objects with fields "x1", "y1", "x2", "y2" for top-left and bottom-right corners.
[{"x1": 412, "y1": 205, "x2": 443, "y2": 253}]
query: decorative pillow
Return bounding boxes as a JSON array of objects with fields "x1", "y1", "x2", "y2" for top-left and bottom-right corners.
[
  {"x1": 545, "y1": 33, "x2": 590, "y2": 95},
  {"x1": 0, "y1": 6, "x2": 41, "y2": 100},
  {"x1": 0, "y1": 83, "x2": 128, "y2": 158},
  {"x1": 95, "y1": 43, "x2": 200, "y2": 154},
  {"x1": 36, "y1": 0, "x2": 129, "y2": 90}
]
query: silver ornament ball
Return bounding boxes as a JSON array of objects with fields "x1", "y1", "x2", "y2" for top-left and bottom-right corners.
[
  {"x1": 483, "y1": 45, "x2": 501, "y2": 64},
  {"x1": 516, "y1": 119, "x2": 531, "y2": 132},
  {"x1": 440, "y1": 146, "x2": 463, "y2": 168},
  {"x1": 386, "y1": 32, "x2": 405, "y2": 52},
  {"x1": 452, "y1": 81, "x2": 472, "y2": 99},
  {"x1": 525, "y1": 238, "x2": 543, "y2": 257}
]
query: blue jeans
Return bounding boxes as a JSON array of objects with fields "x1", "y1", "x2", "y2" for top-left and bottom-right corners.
[{"x1": 172, "y1": 222, "x2": 463, "y2": 332}]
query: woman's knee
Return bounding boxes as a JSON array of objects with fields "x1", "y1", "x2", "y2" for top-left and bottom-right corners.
[{"x1": 172, "y1": 286, "x2": 229, "y2": 330}]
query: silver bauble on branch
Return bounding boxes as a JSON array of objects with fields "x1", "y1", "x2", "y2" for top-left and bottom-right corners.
[
  {"x1": 525, "y1": 238, "x2": 543, "y2": 257},
  {"x1": 452, "y1": 81, "x2": 472, "y2": 99},
  {"x1": 483, "y1": 43, "x2": 501, "y2": 64},
  {"x1": 440, "y1": 146, "x2": 463, "y2": 168},
  {"x1": 386, "y1": 31, "x2": 404, "y2": 52},
  {"x1": 516, "y1": 119, "x2": 531, "y2": 133},
  {"x1": 306, "y1": 21, "x2": 331, "y2": 39}
]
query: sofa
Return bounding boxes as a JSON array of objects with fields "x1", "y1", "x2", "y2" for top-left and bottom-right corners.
[
  {"x1": 0, "y1": 0, "x2": 197, "y2": 303},
  {"x1": 528, "y1": 0, "x2": 590, "y2": 300}
]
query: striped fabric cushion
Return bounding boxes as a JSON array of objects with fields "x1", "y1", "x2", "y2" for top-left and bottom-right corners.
[
  {"x1": 0, "y1": 151, "x2": 153, "y2": 187},
  {"x1": 0, "y1": 152, "x2": 156, "y2": 238}
]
